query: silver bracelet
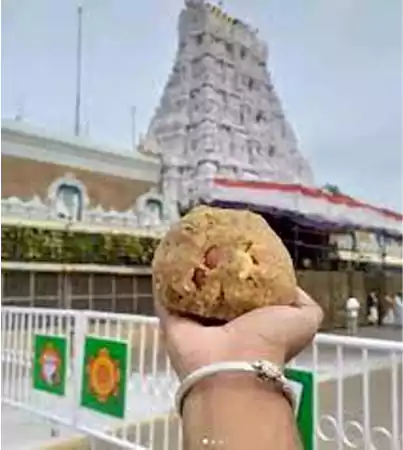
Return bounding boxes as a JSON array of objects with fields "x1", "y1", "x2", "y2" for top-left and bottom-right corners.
[{"x1": 175, "y1": 360, "x2": 295, "y2": 416}]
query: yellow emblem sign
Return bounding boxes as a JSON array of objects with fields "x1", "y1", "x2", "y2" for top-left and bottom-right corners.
[{"x1": 87, "y1": 348, "x2": 120, "y2": 402}]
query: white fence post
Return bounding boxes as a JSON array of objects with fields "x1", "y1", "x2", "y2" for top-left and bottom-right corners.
[{"x1": 71, "y1": 310, "x2": 87, "y2": 428}]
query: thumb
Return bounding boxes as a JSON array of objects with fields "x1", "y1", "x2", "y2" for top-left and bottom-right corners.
[{"x1": 294, "y1": 287, "x2": 324, "y2": 329}]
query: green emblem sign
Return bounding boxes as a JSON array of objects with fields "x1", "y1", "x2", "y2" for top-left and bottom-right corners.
[
  {"x1": 33, "y1": 334, "x2": 68, "y2": 396},
  {"x1": 80, "y1": 336, "x2": 128, "y2": 418},
  {"x1": 285, "y1": 368, "x2": 315, "y2": 450}
]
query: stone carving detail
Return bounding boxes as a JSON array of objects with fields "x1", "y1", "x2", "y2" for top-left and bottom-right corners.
[
  {"x1": 137, "y1": 134, "x2": 161, "y2": 157},
  {"x1": 144, "y1": 0, "x2": 315, "y2": 207},
  {"x1": 1, "y1": 186, "x2": 173, "y2": 233}
]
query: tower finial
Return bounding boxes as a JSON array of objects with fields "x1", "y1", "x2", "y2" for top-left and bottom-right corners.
[{"x1": 185, "y1": 0, "x2": 204, "y2": 7}]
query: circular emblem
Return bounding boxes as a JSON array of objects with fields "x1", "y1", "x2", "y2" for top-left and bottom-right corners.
[
  {"x1": 39, "y1": 343, "x2": 61, "y2": 386},
  {"x1": 87, "y1": 348, "x2": 120, "y2": 402}
]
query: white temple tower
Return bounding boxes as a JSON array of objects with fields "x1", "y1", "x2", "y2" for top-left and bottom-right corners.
[{"x1": 144, "y1": 0, "x2": 314, "y2": 208}]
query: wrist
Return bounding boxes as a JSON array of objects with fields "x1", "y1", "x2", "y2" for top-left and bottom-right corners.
[
  {"x1": 182, "y1": 372, "x2": 297, "y2": 450},
  {"x1": 183, "y1": 371, "x2": 290, "y2": 414},
  {"x1": 224, "y1": 342, "x2": 286, "y2": 369}
]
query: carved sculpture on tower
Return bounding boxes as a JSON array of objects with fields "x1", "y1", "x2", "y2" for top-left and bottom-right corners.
[{"x1": 145, "y1": 0, "x2": 314, "y2": 209}]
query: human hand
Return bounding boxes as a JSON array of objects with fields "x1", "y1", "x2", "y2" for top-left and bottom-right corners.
[{"x1": 156, "y1": 287, "x2": 323, "y2": 380}]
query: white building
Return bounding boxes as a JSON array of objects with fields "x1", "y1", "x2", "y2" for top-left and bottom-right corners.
[{"x1": 1, "y1": 119, "x2": 176, "y2": 232}]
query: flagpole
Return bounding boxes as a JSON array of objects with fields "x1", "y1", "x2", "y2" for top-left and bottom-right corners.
[
  {"x1": 15, "y1": 94, "x2": 26, "y2": 122},
  {"x1": 131, "y1": 105, "x2": 136, "y2": 149},
  {"x1": 74, "y1": 5, "x2": 83, "y2": 136}
]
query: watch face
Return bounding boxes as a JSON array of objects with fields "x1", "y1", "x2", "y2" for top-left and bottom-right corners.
[{"x1": 288, "y1": 379, "x2": 303, "y2": 416}]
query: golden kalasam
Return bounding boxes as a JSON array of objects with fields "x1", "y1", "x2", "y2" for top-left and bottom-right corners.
[{"x1": 152, "y1": 206, "x2": 297, "y2": 321}]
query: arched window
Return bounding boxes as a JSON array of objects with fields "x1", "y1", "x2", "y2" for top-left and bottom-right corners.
[
  {"x1": 196, "y1": 34, "x2": 203, "y2": 46},
  {"x1": 240, "y1": 108, "x2": 245, "y2": 124},
  {"x1": 225, "y1": 42, "x2": 233, "y2": 56},
  {"x1": 247, "y1": 142, "x2": 254, "y2": 163},
  {"x1": 136, "y1": 190, "x2": 166, "y2": 226},
  {"x1": 256, "y1": 111, "x2": 263, "y2": 123},
  {"x1": 48, "y1": 174, "x2": 88, "y2": 221},
  {"x1": 55, "y1": 184, "x2": 83, "y2": 220},
  {"x1": 145, "y1": 198, "x2": 163, "y2": 222}
]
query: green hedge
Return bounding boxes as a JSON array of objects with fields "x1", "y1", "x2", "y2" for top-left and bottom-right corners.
[{"x1": 1, "y1": 224, "x2": 160, "y2": 266}]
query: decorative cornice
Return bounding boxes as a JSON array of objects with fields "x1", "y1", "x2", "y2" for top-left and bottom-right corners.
[{"x1": 1, "y1": 261, "x2": 153, "y2": 275}]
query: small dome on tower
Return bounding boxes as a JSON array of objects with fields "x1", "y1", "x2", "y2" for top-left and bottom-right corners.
[{"x1": 185, "y1": 0, "x2": 204, "y2": 7}]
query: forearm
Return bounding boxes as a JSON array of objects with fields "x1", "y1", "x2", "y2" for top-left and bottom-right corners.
[{"x1": 182, "y1": 374, "x2": 301, "y2": 450}]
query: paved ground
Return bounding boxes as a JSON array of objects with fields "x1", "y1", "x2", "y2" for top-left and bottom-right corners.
[
  {"x1": 1, "y1": 405, "x2": 76, "y2": 450},
  {"x1": 1, "y1": 372, "x2": 177, "y2": 450},
  {"x1": 332, "y1": 325, "x2": 403, "y2": 341}
]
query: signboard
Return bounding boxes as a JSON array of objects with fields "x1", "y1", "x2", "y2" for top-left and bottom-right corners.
[
  {"x1": 384, "y1": 236, "x2": 403, "y2": 266},
  {"x1": 329, "y1": 231, "x2": 403, "y2": 267},
  {"x1": 329, "y1": 233, "x2": 353, "y2": 251},
  {"x1": 33, "y1": 334, "x2": 68, "y2": 396},
  {"x1": 285, "y1": 368, "x2": 315, "y2": 450},
  {"x1": 355, "y1": 231, "x2": 382, "y2": 263},
  {"x1": 80, "y1": 336, "x2": 128, "y2": 418},
  {"x1": 329, "y1": 233, "x2": 355, "y2": 261}
]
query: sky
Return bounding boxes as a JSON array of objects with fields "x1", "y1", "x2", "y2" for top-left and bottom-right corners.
[{"x1": 2, "y1": 0, "x2": 402, "y2": 211}]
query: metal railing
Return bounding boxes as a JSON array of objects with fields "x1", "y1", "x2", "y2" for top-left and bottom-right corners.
[
  {"x1": 1, "y1": 306, "x2": 402, "y2": 450},
  {"x1": 304, "y1": 334, "x2": 403, "y2": 450}
]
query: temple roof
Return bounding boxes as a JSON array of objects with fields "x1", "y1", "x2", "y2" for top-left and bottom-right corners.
[{"x1": 212, "y1": 178, "x2": 402, "y2": 235}]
